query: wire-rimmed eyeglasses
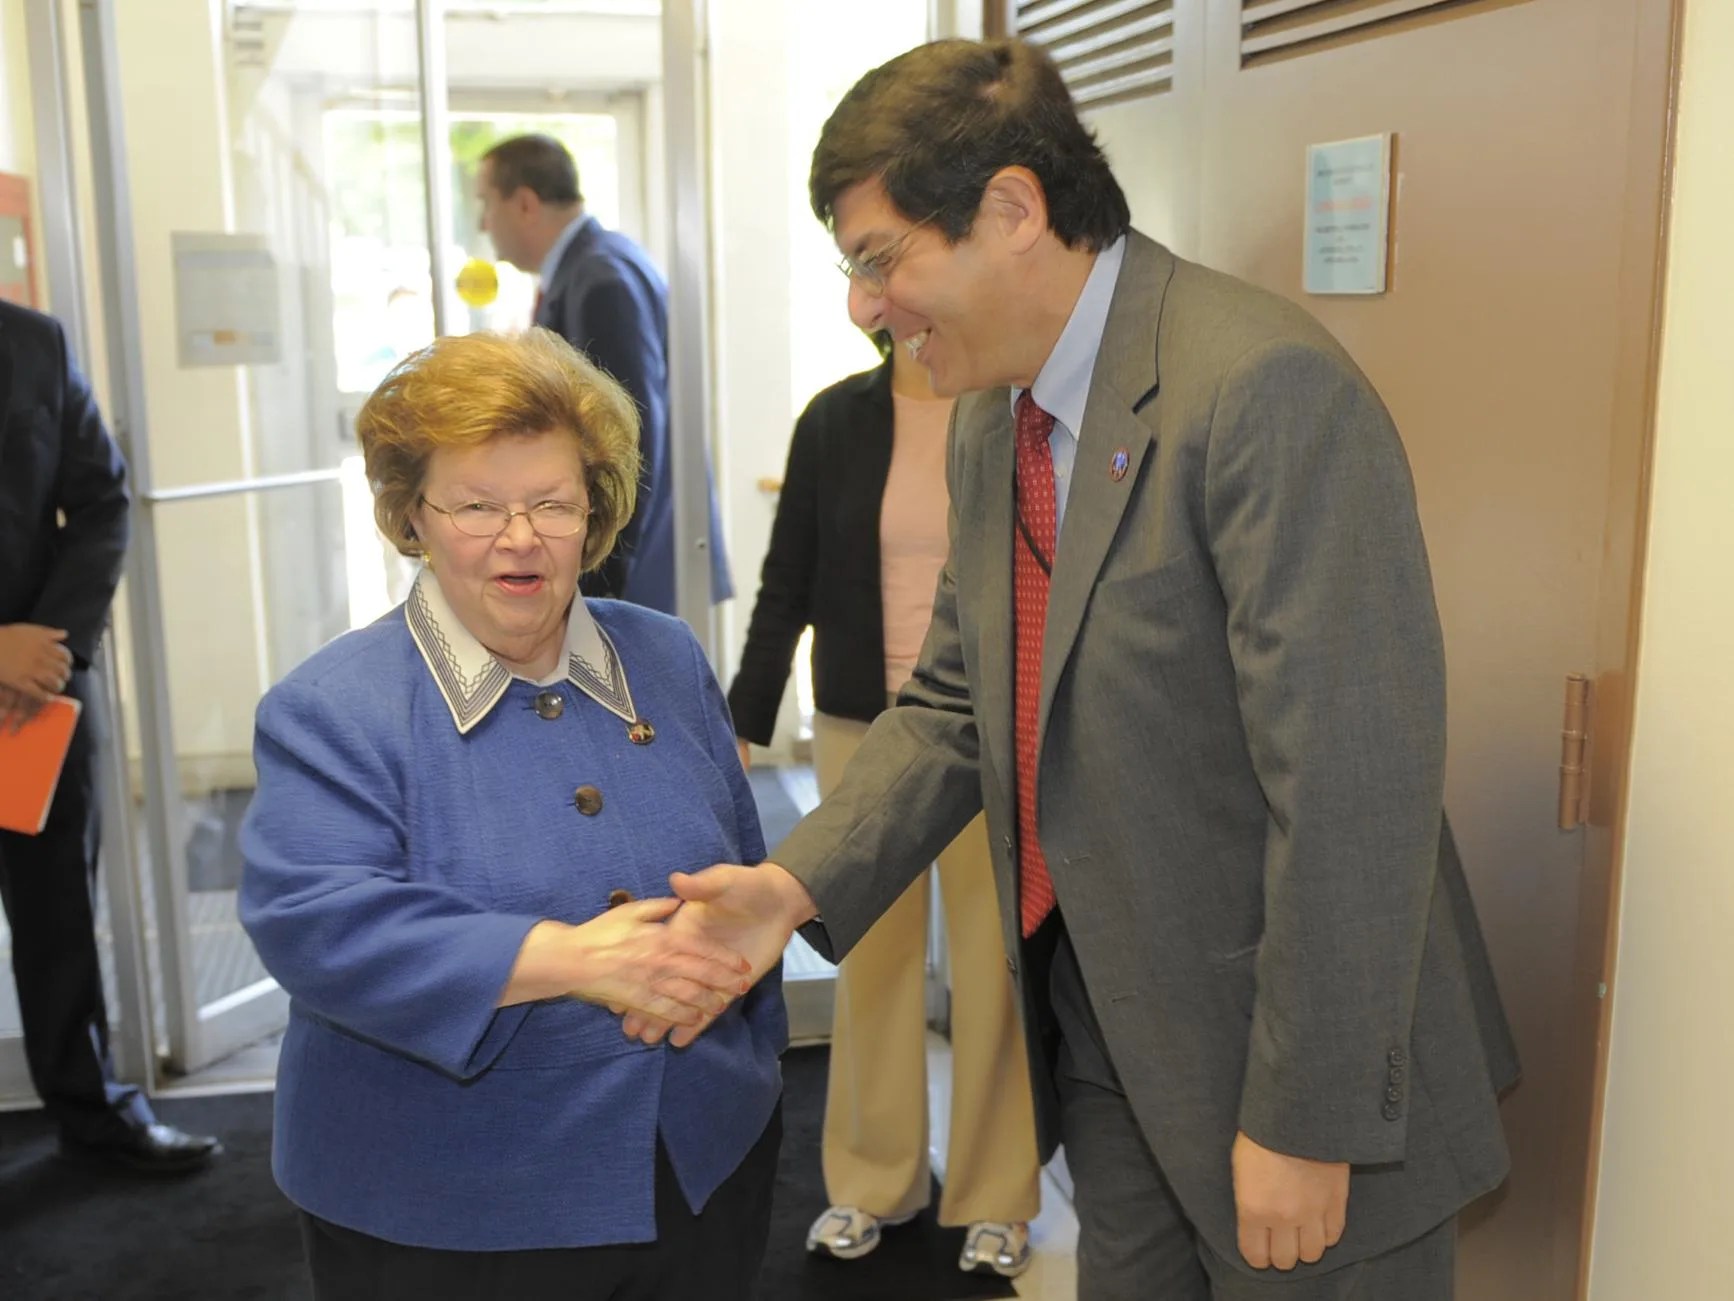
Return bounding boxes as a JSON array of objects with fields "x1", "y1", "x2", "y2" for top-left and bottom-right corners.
[
  {"x1": 421, "y1": 496, "x2": 593, "y2": 539},
  {"x1": 835, "y1": 211, "x2": 940, "y2": 296}
]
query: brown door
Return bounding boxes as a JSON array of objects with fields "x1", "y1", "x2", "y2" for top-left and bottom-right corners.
[{"x1": 1061, "y1": 0, "x2": 1677, "y2": 1295}]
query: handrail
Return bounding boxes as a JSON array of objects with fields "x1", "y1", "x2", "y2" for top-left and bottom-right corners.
[{"x1": 144, "y1": 467, "x2": 345, "y2": 504}]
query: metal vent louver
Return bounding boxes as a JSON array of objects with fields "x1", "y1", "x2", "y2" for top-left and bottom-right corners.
[{"x1": 1016, "y1": 0, "x2": 1175, "y2": 110}]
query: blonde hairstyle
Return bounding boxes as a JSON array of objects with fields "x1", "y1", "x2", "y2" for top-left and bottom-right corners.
[{"x1": 356, "y1": 328, "x2": 640, "y2": 572}]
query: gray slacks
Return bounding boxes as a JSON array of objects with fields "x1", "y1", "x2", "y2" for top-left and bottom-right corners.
[{"x1": 1041, "y1": 920, "x2": 1455, "y2": 1301}]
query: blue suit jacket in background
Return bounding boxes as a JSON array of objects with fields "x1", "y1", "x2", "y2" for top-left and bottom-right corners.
[{"x1": 536, "y1": 218, "x2": 732, "y2": 615}]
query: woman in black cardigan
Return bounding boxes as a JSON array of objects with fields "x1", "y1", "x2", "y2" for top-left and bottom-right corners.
[{"x1": 728, "y1": 337, "x2": 1041, "y2": 1279}]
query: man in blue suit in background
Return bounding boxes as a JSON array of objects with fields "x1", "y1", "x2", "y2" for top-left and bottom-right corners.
[{"x1": 476, "y1": 133, "x2": 731, "y2": 615}]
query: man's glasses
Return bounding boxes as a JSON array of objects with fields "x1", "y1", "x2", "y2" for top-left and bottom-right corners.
[
  {"x1": 421, "y1": 496, "x2": 593, "y2": 539},
  {"x1": 835, "y1": 211, "x2": 940, "y2": 296}
]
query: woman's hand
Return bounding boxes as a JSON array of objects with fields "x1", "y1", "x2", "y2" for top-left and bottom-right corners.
[
  {"x1": 500, "y1": 902, "x2": 750, "y2": 1026},
  {"x1": 621, "y1": 862, "x2": 817, "y2": 1047}
]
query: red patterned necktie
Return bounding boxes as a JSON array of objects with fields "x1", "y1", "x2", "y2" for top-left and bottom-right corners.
[{"x1": 1013, "y1": 391, "x2": 1058, "y2": 937}]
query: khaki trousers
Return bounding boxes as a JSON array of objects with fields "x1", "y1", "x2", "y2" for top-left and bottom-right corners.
[{"x1": 814, "y1": 709, "x2": 1041, "y2": 1227}]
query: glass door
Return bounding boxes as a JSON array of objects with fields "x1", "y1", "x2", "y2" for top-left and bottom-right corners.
[
  {"x1": 71, "y1": 0, "x2": 682, "y2": 1078},
  {"x1": 46, "y1": 0, "x2": 758, "y2": 1080},
  {"x1": 74, "y1": 0, "x2": 440, "y2": 1074}
]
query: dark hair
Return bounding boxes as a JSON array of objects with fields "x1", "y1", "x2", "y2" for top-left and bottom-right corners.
[
  {"x1": 481, "y1": 134, "x2": 583, "y2": 207},
  {"x1": 810, "y1": 39, "x2": 1130, "y2": 253}
]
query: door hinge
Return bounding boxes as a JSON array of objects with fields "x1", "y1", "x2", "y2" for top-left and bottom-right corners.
[{"x1": 1558, "y1": 673, "x2": 1592, "y2": 830}]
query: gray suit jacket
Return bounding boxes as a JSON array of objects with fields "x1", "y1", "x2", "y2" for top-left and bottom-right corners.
[{"x1": 775, "y1": 231, "x2": 1519, "y2": 1273}]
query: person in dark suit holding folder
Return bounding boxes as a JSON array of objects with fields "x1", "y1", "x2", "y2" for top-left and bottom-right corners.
[{"x1": 0, "y1": 299, "x2": 217, "y2": 1174}]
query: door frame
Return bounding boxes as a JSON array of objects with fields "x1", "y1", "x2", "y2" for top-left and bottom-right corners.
[{"x1": 1572, "y1": 1, "x2": 1686, "y2": 1293}]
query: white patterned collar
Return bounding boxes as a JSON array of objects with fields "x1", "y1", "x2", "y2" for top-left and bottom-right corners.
[{"x1": 405, "y1": 567, "x2": 638, "y2": 734}]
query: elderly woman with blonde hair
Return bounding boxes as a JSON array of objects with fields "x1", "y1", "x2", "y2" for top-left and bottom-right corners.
[{"x1": 239, "y1": 329, "x2": 785, "y2": 1300}]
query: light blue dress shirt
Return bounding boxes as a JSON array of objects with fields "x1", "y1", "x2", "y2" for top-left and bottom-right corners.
[{"x1": 1010, "y1": 235, "x2": 1127, "y2": 536}]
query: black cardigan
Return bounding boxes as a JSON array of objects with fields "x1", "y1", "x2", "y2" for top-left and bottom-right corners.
[{"x1": 727, "y1": 355, "x2": 903, "y2": 745}]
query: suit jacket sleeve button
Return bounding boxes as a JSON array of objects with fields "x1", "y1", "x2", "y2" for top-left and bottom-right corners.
[
  {"x1": 1386, "y1": 1085, "x2": 1403, "y2": 1103},
  {"x1": 1382, "y1": 1102, "x2": 1402, "y2": 1122},
  {"x1": 574, "y1": 785, "x2": 604, "y2": 816}
]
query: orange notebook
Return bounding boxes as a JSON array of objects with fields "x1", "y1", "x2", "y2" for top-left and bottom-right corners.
[{"x1": 0, "y1": 695, "x2": 83, "y2": 835}]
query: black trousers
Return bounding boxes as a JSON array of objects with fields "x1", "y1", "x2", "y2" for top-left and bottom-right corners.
[
  {"x1": 0, "y1": 667, "x2": 149, "y2": 1142},
  {"x1": 300, "y1": 1105, "x2": 782, "y2": 1301}
]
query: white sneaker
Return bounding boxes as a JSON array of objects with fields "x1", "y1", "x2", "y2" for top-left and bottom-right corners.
[
  {"x1": 959, "y1": 1219, "x2": 1032, "y2": 1277},
  {"x1": 805, "y1": 1204, "x2": 917, "y2": 1260}
]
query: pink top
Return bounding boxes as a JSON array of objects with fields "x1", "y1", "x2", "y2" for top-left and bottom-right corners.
[{"x1": 880, "y1": 390, "x2": 955, "y2": 693}]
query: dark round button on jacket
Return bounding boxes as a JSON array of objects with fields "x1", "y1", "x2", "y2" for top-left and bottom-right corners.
[
  {"x1": 534, "y1": 691, "x2": 564, "y2": 720},
  {"x1": 573, "y1": 785, "x2": 603, "y2": 816}
]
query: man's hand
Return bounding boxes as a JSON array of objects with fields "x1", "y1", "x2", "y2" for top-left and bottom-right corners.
[
  {"x1": 1231, "y1": 1130, "x2": 1349, "y2": 1270},
  {"x1": 0, "y1": 624, "x2": 72, "y2": 702},
  {"x1": 621, "y1": 861, "x2": 817, "y2": 1048},
  {"x1": 736, "y1": 738, "x2": 752, "y2": 771},
  {"x1": 501, "y1": 903, "x2": 750, "y2": 1026},
  {"x1": 0, "y1": 684, "x2": 45, "y2": 735}
]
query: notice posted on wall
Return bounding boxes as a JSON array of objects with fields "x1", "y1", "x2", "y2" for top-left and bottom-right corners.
[
  {"x1": 1303, "y1": 134, "x2": 1391, "y2": 296},
  {"x1": 172, "y1": 232, "x2": 280, "y2": 367}
]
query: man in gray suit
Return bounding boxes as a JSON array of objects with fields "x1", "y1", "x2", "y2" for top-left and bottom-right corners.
[{"x1": 655, "y1": 38, "x2": 1518, "y2": 1298}]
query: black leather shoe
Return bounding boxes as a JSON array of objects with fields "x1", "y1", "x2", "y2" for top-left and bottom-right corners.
[{"x1": 60, "y1": 1122, "x2": 221, "y2": 1176}]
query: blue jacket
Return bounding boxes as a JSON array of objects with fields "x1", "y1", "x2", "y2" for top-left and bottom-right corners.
[
  {"x1": 239, "y1": 594, "x2": 784, "y2": 1250},
  {"x1": 537, "y1": 218, "x2": 732, "y2": 613}
]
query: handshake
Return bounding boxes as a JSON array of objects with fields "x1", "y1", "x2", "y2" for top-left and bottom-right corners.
[{"x1": 598, "y1": 860, "x2": 819, "y2": 1048}]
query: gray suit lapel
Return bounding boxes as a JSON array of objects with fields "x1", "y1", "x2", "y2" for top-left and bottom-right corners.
[{"x1": 1037, "y1": 234, "x2": 1175, "y2": 741}]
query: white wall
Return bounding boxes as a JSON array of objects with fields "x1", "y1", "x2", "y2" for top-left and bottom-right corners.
[
  {"x1": 0, "y1": 4, "x2": 34, "y2": 176},
  {"x1": 708, "y1": 0, "x2": 929, "y2": 758},
  {"x1": 1587, "y1": 1, "x2": 1734, "y2": 1294}
]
